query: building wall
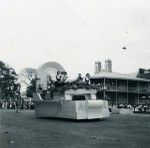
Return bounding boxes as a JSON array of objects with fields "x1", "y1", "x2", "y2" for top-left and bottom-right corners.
[{"x1": 91, "y1": 78, "x2": 150, "y2": 105}]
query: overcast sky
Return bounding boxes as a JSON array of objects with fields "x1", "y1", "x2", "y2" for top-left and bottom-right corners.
[{"x1": 0, "y1": 0, "x2": 150, "y2": 78}]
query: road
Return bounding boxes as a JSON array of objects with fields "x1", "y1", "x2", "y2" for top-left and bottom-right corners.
[{"x1": 0, "y1": 110, "x2": 150, "y2": 148}]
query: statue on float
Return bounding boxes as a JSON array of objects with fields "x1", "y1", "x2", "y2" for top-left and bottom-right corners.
[{"x1": 33, "y1": 62, "x2": 109, "y2": 120}]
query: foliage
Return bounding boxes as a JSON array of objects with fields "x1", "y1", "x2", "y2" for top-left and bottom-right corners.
[
  {"x1": 19, "y1": 68, "x2": 36, "y2": 86},
  {"x1": 19, "y1": 68, "x2": 36, "y2": 97},
  {"x1": 26, "y1": 78, "x2": 36, "y2": 97},
  {"x1": 0, "y1": 60, "x2": 19, "y2": 100},
  {"x1": 51, "y1": 82, "x2": 102, "y2": 94}
]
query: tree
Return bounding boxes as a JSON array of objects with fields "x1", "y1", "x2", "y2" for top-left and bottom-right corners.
[
  {"x1": 19, "y1": 68, "x2": 36, "y2": 97},
  {"x1": 26, "y1": 78, "x2": 36, "y2": 97},
  {"x1": 0, "y1": 60, "x2": 19, "y2": 101},
  {"x1": 19, "y1": 68, "x2": 36, "y2": 87}
]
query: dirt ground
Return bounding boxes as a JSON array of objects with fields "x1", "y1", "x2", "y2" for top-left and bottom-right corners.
[{"x1": 0, "y1": 110, "x2": 150, "y2": 148}]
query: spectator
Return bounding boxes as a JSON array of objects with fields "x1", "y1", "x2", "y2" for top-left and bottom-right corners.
[{"x1": 0, "y1": 100, "x2": 2, "y2": 109}]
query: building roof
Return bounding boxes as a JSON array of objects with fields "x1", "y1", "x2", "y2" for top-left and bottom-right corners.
[{"x1": 91, "y1": 72, "x2": 150, "y2": 82}]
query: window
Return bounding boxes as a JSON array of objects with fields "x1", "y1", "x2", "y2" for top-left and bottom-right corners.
[{"x1": 72, "y1": 95, "x2": 86, "y2": 101}]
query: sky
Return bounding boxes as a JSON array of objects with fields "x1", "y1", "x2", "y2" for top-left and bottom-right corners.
[{"x1": 0, "y1": 0, "x2": 150, "y2": 78}]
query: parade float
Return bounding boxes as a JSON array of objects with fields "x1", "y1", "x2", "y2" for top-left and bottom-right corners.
[{"x1": 33, "y1": 62, "x2": 109, "y2": 120}]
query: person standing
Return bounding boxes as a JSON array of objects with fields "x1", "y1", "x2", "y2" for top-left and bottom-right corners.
[
  {"x1": 61, "y1": 71, "x2": 68, "y2": 83},
  {"x1": 47, "y1": 75, "x2": 54, "y2": 100},
  {"x1": 56, "y1": 71, "x2": 61, "y2": 82},
  {"x1": 0, "y1": 100, "x2": 2, "y2": 109},
  {"x1": 55, "y1": 71, "x2": 62, "y2": 87},
  {"x1": 16, "y1": 92, "x2": 22, "y2": 113},
  {"x1": 85, "y1": 73, "x2": 91, "y2": 85},
  {"x1": 76, "y1": 73, "x2": 83, "y2": 84},
  {"x1": 15, "y1": 84, "x2": 22, "y2": 113}
]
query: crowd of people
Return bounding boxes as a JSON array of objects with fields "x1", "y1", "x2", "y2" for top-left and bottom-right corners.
[
  {"x1": 133, "y1": 103, "x2": 150, "y2": 113},
  {"x1": 115, "y1": 103, "x2": 133, "y2": 109},
  {"x1": 112, "y1": 103, "x2": 150, "y2": 113},
  {"x1": 0, "y1": 99, "x2": 34, "y2": 110}
]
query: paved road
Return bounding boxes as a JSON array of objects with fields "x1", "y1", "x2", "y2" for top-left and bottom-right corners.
[{"x1": 0, "y1": 110, "x2": 150, "y2": 148}]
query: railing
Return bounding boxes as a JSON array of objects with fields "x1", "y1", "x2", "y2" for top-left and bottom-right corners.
[
  {"x1": 128, "y1": 87, "x2": 138, "y2": 92},
  {"x1": 117, "y1": 86, "x2": 127, "y2": 92},
  {"x1": 139, "y1": 87, "x2": 148, "y2": 93}
]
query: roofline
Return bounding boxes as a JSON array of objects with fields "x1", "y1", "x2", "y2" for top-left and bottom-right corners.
[{"x1": 90, "y1": 76, "x2": 150, "y2": 82}]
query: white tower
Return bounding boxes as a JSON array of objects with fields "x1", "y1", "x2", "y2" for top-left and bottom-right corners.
[
  {"x1": 105, "y1": 59, "x2": 112, "y2": 73},
  {"x1": 95, "y1": 61, "x2": 101, "y2": 74}
]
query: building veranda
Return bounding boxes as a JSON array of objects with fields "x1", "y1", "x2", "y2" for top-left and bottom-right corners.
[{"x1": 90, "y1": 72, "x2": 150, "y2": 105}]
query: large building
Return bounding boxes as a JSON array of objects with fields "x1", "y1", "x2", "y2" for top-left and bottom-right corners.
[
  {"x1": 90, "y1": 72, "x2": 150, "y2": 105},
  {"x1": 91, "y1": 61, "x2": 150, "y2": 105}
]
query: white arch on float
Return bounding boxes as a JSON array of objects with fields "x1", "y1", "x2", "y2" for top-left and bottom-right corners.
[
  {"x1": 36, "y1": 61, "x2": 65, "y2": 90},
  {"x1": 37, "y1": 62, "x2": 65, "y2": 73}
]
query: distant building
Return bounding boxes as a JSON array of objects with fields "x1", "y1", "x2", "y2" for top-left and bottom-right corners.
[
  {"x1": 137, "y1": 68, "x2": 150, "y2": 79},
  {"x1": 105, "y1": 59, "x2": 112, "y2": 73},
  {"x1": 95, "y1": 61, "x2": 101, "y2": 74},
  {"x1": 94, "y1": 59, "x2": 112, "y2": 74},
  {"x1": 90, "y1": 72, "x2": 150, "y2": 105}
]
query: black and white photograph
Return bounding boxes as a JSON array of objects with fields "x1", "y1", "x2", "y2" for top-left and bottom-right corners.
[{"x1": 0, "y1": 0, "x2": 150, "y2": 148}]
